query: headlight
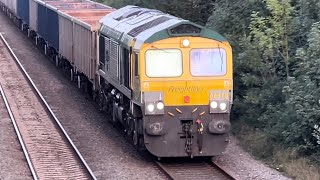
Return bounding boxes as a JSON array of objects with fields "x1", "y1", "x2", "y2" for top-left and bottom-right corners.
[
  {"x1": 143, "y1": 92, "x2": 165, "y2": 115},
  {"x1": 182, "y1": 39, "x2": 190, "y2": 47},
  {"x1": 210, "y1": 101, "x2": 230, "y2": 113},
  {"x1": 147, "y1": 104, "x2": 155, "y2": 112},
  {"x1": 219, "y1": 102, "x2": 227, "y2": 111},
  {"x1": 156, "y1": 102, "x2": 164, "y2": 110},
  {"x1": 210, "y1": 101, "x2": 218, "y2": 109}
]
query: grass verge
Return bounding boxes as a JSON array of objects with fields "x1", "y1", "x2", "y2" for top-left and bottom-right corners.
[{"x1": 233, "y1": 121, "x2": 320, "y2": 180}]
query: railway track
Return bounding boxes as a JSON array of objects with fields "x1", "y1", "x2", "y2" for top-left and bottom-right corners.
[
  {"x1": 0, "y1": 33, "x2": 96, "y2": 179},
  {"x1": 155, "y1": 158, "x2": 236, "y2": 180}
]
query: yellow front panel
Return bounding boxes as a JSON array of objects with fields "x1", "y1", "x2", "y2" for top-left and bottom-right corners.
[
  {"x1": 139, "y1": 37, "x2": 233, "y2": 106},
  {"x1": 142, "y1": 79, "x2": 232, "y2": 105}
]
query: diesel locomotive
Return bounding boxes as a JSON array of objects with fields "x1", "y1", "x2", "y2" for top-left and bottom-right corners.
[{"x1": 0, "y1": 0, "x2": 233, "y2": 158}]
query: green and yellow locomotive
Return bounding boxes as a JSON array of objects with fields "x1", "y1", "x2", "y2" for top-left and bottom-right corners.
[{"x1": 98, "y1": 6, "x2": 233, "y2": 157}]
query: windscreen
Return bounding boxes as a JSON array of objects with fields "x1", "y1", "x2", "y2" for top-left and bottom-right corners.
[
  {"x1": 190, "y1": 48, "x2": 227, "y2": 76},
  {"x1": 146, "y1": 49, "x2": 182, "y2": 77}
]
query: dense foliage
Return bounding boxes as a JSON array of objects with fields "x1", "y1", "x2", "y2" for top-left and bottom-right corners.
[
  {"x1": 97, "y1": 0, "x2": 320, "y2": 157},
  {"x1": 96, "y1": 0, "x2": 214, "y2": 25},
  {"x1": 207, "y1": 0, "x2": 320, "y2": 158}
]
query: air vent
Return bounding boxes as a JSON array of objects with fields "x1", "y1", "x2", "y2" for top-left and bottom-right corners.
[
  {"x1": 128, "y1": 16, "x2": 171, "y2": 37},
  {"x1": 138, "y1": 9, "x2": 162, "y2": 16},
  {"x1": 170, "y1": 24, "x2": 202, "y2": 35},
  {"x1": 115, "y1": 10, "x2": 142, "y2": 21}
]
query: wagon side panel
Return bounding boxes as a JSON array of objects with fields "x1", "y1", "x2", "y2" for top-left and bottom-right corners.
[
  {"x1": 29, "y1": 0, "x2": 38, "y2": 31},
  {"x1": 46, "y1": 7, "x2": 59, "y2": 50},
  {"x1": 37, "y1": 3, "x2": 47, "y2": 39},
  {"x1": 73, "y1": 23, "x2": 94, "y2": 80},
  {"x1": 58, "y1": 15, "x2": 73, "y2": 62},
  {"x1": 17, "y1": 0, "x2": 29, "y2": 24}
]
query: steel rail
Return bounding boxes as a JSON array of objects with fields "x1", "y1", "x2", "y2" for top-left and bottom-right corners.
[
  {"x1": 212, "y1": 159, "x2": 238, "y2": 180},
  {"x1": 155, "y1": 161, "x2": 175, "y2": 180},
  {"x1": 0, "y1": 84, "x2": 38, "y2": 180},
  {"x1": 0, "y1": 33, "x2": 97, "y2": 180}
]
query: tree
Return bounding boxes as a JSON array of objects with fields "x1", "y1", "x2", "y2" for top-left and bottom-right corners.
[
  {"x1": 249, "y1": 0, "x2": 293, "y2": 79},
  {"x1": 282, "y1": 22, "x2": 320, "y2": 153},
  {"x1": 292, "y1": 0, "x2": 320, "y2": 48},
  {"x1": 98, "y1": 0, "x2": 214, "y2": 25}
]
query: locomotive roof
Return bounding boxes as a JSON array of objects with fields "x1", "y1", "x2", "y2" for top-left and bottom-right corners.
[{"x1": 99, "y1": 5, "x2": 227, "y2": 50}]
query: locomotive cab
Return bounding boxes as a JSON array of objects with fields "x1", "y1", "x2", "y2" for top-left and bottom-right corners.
[{"x1": 138, "y1": 35, "x2": 233, "y2": 157}]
